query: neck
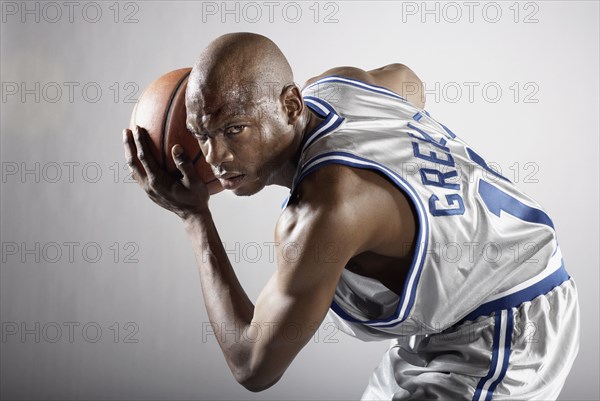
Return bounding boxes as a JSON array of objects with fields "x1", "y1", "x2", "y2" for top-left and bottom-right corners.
[{"x1": 268, "y1": 104, "x2": 323, "y2": 189}]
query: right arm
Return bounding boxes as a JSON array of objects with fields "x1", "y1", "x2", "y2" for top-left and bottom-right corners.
[{"x1": 181, "y1": 164, "x2": 387, "y2": 391}]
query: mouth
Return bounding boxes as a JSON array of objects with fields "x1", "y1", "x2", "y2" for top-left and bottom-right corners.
[{"x1": 217, "y1": 174, "x2": 246, "y2": 189}]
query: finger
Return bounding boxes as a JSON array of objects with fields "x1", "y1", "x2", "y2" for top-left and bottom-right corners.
[
  {"x1": 171, "y1": 144, "x2": 199, "y2": 186},
  {"x1": 133, "y1": 126, "x2": 163, "y2": 184},
  {"x1": 123, "y1": 128, "x2": 147, "y2": 182}
]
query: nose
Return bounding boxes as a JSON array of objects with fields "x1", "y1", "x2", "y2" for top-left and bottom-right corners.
[{"x1": 204, "y1": 137, "x2": 233, "y2": 167}]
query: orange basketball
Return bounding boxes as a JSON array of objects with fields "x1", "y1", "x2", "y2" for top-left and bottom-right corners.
[{"x1": 130, "y1": 68, "x2": 223, "y2": 195}]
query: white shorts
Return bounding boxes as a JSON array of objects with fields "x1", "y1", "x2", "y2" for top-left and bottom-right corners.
[{"x1": 361, "y1": 278, "x2": 580, "y2": 400}]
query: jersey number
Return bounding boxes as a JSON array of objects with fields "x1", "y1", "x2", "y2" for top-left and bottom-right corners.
[{"x1": 469, "y1": 148, "x2": 554, "y2": 229}]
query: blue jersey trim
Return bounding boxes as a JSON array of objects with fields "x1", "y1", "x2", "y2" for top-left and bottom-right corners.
[
  {"x1": 472, "y1": 310, "x2": 513, "y2": 401},
  {"x1": 486, "y1": 311, "x2": 513, "y2": 399},
  {"x1": 292, "y1": 151, "x2": 429, "y2": 326},
  {"x1": 462, "y1": 263, "x2": 569, "y2": 323},
  {"x1": 282, "y1": 96, "x2": 344, "y2": 210},
  {"x1": 306, "y1": 116, "x2": 344, "y2": 152},
  {"x1": 303, "y1": 96, "x2": 332, "y2": 118},
  {"x1": 473, "y1": 313, "x2": 503, "y2": 401},
  {"x1": 301, "y1": 96, "x2": 345, "y2": 152}
]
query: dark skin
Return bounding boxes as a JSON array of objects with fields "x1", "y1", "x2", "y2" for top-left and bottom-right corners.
[{"x1": 123, "y1": 33, "x2": 423, "y2": 392}]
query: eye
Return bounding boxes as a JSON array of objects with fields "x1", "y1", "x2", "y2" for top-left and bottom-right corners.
[{"x1": 225, "y1": 125, "x2": 246, "y2": 135}]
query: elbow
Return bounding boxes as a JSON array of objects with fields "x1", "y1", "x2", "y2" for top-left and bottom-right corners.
[
  {"x1": 239, "y1": 379, "x2": 272, "y2": 393},
  {"x1": 235, "y1": 369, "x2": 282, "y2": 393}
]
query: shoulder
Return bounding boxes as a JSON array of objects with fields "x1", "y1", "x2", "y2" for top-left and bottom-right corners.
[
  {"x1": 276, "y1": 163, "x2": 414, "y2": 256},
  {"x1": 303, "y1": 66, "x2": 379, "y2": 88},
  {"x1": 303, "y1": 64, "x2": 424, "y2": 109},
  {"x1": 276, "y1": 164, "x2": 364, "y2": 238}
]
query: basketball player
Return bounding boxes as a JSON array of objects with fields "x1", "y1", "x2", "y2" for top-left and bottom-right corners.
[{"x1": 122, "y1": 32, "x2": 579, "y2": 400}]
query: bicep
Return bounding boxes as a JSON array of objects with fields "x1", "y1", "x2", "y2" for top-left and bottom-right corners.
[
  {"x1": 245, "y1": 193, "x2": 365, "y2": 386},
  {"x1": 249, "y1": 212, "x2": 352, "y2": 368},
  {"x1": 242, "y1": 165, "x2": 397, "y2": 389}
]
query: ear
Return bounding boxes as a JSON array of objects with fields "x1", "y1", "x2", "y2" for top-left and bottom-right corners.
[{"x1": 280, "y1": 84, "x2": 303, "y2": 124}]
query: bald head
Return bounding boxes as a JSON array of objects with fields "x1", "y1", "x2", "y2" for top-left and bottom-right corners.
[
  {"x1": 187, "y1": 33, "x2": 294, "y2": 108},
  {"x1": 184, "y1": 33, "x2": 310, "y2": 194}
]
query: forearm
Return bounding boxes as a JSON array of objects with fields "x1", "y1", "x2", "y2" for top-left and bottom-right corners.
[{"x1": 183, "y1": 212, "x2": 255, "y2": 377}]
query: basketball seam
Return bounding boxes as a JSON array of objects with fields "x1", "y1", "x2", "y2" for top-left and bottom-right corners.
[{"x1": 162, "y1": 70, "x2": 192, "y2": 171}]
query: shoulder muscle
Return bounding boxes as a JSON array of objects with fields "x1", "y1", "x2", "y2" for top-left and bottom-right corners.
[{"x1": 304, "y1": 64, "x2": 424, "y2": 109}]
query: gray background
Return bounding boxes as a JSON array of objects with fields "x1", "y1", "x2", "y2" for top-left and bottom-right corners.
[{"x1": 1, "y1": 1, "x2": 598, "y2": 400}]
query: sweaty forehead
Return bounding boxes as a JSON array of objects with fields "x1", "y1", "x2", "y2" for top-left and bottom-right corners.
[{"x1": 186, "y1": 83, "x2": 265, "y2": 130}]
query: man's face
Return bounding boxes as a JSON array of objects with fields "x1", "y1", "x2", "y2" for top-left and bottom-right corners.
[{"x1": 186, "y1": 83, "x2": 295, "y2": 196}]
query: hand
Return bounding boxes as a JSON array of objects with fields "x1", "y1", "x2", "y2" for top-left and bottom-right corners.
[{"x1": 123, "y1": 126, "x2": 210, "y2": 219}]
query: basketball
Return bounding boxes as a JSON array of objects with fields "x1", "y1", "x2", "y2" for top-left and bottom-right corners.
[{"x1": 129, "y1": 68, "x2": 223, "y2": 195}]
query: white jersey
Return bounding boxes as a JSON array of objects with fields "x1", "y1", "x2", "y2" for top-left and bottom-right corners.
[{"x1": 283, "y1": 76, "x2": 571, "y2": 341}]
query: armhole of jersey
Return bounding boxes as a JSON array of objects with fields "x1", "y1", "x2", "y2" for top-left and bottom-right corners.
[
  {"x1": 300, "y1": 96, "x2": 345, "y2": 154},
  {"x1": 290, "y1": 151, "x2": 430, "y2": 328}
]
